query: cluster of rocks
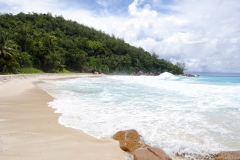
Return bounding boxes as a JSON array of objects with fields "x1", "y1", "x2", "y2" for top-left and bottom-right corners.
[
  {"x1": 113, "y1": 129, "x2": 172, "y2": 160},
  {"x1": 214, "y1": 151, "x2": 240, "y2": 160},
  {"x1": 132, "y1": 70, "x2": 161, "y2": 76},
  {"x1": 109, "y1": 71, "x2": 160, "y2": 76},
  {"x1": 181, "y1": 73, "x2": 199, "y2": 77},
  {"x1": 113, "y1": 129, "x2": 240, "y2": 160}
]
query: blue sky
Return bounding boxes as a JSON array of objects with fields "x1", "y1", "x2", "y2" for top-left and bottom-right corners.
[
  {"x1": 61, "y1": 0, "x2": 176, "y2": 15},
  {"x1": 0, "y1": 0, "x2": 240, "y2": 73}
]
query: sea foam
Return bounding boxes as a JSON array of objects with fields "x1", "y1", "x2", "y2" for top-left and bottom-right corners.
[
  {"x1": 43, "y1": 73, "x2": 240, "y2": 159},
  {"x1": 158, "y1": 72, "x2": 179, "y2": 80}
]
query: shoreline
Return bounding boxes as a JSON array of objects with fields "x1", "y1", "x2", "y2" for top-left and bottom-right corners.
[
  {"x1": 0, "y1": 74, "x2": 125, "y2": 160},
  {"x1": 1, "y1": 74, "x2": 238, "y2": 160}
]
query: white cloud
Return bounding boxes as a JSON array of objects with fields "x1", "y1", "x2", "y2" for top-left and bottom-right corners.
[
  {"x1": 128, "y1": 0, "x2": 158, "y2": 17},
  {"x1": 152, "y1": 0, "x2": 160, "y2": 3},
  {"x1": 0, "y1": 0, "x2": 240, "y2": 73},
  {"x1": 123, "y1": 0, "x2": 240, "y2": 73},
  {"x1": 96, "y1": 0, "x2": 108, "y2": 7}
]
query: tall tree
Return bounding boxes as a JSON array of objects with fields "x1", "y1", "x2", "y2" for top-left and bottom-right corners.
[
  {"x1": 0, "y1": 13, "x2": 185, "y2": 74},
  {"x1": 176, "y1": 62, "x2": 186, "y2": 73},
  {"x1": 0, "y1": 31, "x2": 17, "y2": 57},
  {"x1": 0, "y1": 31, "x2": 20, "y2": 74}
]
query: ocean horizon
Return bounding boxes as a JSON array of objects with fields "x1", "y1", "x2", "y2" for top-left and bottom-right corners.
[
  {"x1": 188, "y1": 71, "x2": 240, "y2": 77},
  {"x1": 43, "y1": 72, "x2": 240, "y2": 159}
]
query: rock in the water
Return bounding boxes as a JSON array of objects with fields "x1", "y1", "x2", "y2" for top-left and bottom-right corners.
[
  {"x1": 113, "y1": 129, "x2": 147, "y2": 153},
  {"x1": 112, "y1": 131, "x2": 127, "y2": 151},
  {"x1": 134, "y1": 147, "x2": 172, "y2": 160},
  {"x1": 214, "y1": 151, "x2": 240, "y2": 160},
  {"x1": 113, "y1": 129, "x2": 172, "y2": 160}
]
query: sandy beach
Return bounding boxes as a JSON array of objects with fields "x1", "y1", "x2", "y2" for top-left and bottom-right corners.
[{"x1": 0, "y1": 74, "x2": 125, "y2": 160}]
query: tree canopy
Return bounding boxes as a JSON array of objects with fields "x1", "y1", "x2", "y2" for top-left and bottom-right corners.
[{"x1": 0, "y1": 12, "x2": 184, "y2": 74}]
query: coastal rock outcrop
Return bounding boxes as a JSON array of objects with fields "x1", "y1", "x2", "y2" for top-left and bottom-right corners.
[
  {"x1": 113, "y1": 129, "x2": 172, "y2": 160},
  {"x1": 134, "y1": 147, "x2": 172, "y2": 160},
  {"x1": 181, "y1": 73, "x2": 199, "y2": 77},
  {"x1": 112, "y1": 129, "x2": 147, "y2": 153},
  {"x1": 214, "y1": 150, "x2": 240, "y2": 160}
]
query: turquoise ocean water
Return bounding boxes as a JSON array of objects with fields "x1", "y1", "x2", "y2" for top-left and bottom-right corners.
[{"x1": 44, "y1": 72, "x2": 240, "y2": 159}]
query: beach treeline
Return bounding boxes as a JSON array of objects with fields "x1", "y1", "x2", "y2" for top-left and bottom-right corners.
[{"x1": 0, "y1": 12, "x2": 184, "y2": 74}]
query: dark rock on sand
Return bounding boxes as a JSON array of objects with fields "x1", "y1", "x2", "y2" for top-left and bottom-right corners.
[
  {"x1": 134, "y1": 147, "x2": 172, "y2": 160},
  {"x1": 214, "y1": 150, "x2": 240, "y2": 160}
]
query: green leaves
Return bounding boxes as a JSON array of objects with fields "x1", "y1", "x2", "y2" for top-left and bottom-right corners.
[
  {"x1": 0, "y1": 31, "x2": 20, "y2": 74},
  {"x1": 0, "y1": 13, "x2": 185, "y2": 74},
  {"x1": 0, "y1": 52, "x2": 20, "y2": 74}
]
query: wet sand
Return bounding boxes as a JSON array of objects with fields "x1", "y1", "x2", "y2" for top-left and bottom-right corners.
[{"x1": 0, "y1": 74, "x2": 125, "y2": 160}]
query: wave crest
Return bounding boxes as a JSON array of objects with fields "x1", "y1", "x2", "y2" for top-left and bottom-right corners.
[{"x1": 158, "y1": 72, "x2": 179, "y2": 80}]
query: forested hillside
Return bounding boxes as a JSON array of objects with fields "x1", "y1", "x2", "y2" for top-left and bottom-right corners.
[{"x1": 0, "y1": 12, "x2": 184, "y2": 74}]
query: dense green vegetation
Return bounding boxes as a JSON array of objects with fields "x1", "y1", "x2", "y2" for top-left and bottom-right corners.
[
  {"x1": 0, "y1": 12, "x2": 184, "y2": 74},
  {"x1": 18, "y1": 67, "x2": 44, "y2": 74}
]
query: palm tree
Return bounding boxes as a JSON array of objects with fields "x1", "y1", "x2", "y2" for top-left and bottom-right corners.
[
  {"x1": 0, "y1": 52, "x2": 20, "y2": 74},
  {"x1": 0, "y1": 31, "x2": 15, "y2": 56},
  {"x1": 0, "y1": 31, "x2": 20, "y2": 74}
]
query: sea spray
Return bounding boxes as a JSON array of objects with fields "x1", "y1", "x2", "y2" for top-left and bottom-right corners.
[
  {"x1": 43, "y1": 72, "x2": 240, "y2": 159},
  {"x1": 158, "y1": 72, "x2": 180, "y2": 80}
]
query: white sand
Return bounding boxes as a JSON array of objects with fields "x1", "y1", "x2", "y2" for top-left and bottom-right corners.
[{"x1": 0, "y1": 74, "x2": 125, "y2": 160}]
